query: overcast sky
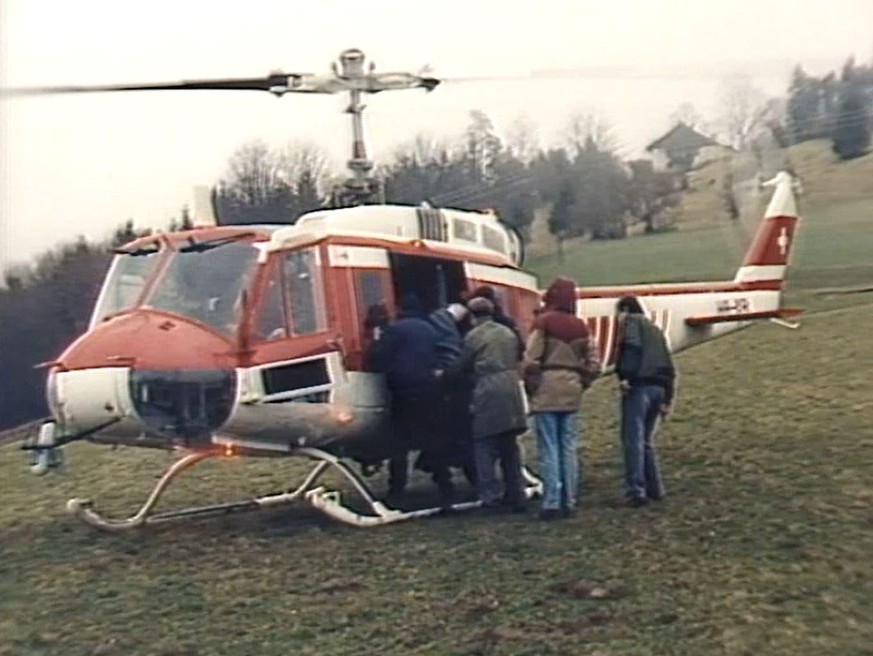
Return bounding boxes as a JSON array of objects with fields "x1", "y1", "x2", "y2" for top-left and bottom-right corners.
[{"x1": 1, "y1": 0, "x2": 871, "y2": 271}]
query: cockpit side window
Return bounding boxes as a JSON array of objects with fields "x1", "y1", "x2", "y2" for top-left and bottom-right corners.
[
  {"x1": 255, "y1": 260, "x2": 288, "y2": 341},
  {"x1": 91, "y1": 250, "x2": 162, "y2": 325}
]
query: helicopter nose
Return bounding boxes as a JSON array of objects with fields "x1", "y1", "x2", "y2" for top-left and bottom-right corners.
[
  {"x1": 54, "y1": 310, "x2": 239, "y2": 443},
  {"x1": 129, "y1": 368, "x2": 236, "y2": 442}
]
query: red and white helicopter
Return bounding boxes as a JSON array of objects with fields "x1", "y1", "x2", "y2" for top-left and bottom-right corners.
[{"x1": 14, "y1": 49, "x2": 802, "y2": 530}]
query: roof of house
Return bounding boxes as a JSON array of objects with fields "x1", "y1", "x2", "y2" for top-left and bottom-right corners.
[{"x1": 646, "y1": 122, "x2": 719, "y2": 152}]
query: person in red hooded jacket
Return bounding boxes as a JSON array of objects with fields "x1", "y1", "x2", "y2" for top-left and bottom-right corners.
[{"x1": 522, "y1": 277, "x2": 600, "y2": 520}]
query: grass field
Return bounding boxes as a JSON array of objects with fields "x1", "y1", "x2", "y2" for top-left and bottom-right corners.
[
  {"x1": 1, "y1": 159, "x2": 872, "y2": 654},
  {"x1": 2, "y1": 300, "x2": 871, "y2": 655}
]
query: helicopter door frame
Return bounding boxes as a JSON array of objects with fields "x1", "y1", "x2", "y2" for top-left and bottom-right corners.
[{"x1": 388, "y1": 253, "x2": 467, "y2": 313}]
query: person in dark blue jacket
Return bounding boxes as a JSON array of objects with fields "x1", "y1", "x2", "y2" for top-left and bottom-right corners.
[
  {"x1": 421, "y1": 302, "x2": 476, "y2": 487},
  {"x1": 369, "y1": 293, "x2": 452, "y2": 506}
]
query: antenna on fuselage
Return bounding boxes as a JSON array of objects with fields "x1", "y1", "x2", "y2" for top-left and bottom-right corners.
[{"x1": 193, "y1": 185, "x2": 218, "y2": 228}]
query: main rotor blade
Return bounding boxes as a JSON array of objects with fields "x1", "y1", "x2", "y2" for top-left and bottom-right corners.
[
  {"x1": 438, "y1": 66, "x2": 708, "y2": 83},
  {"x1": 2, "y1": 73, "x2": 311, "y2": 97}
]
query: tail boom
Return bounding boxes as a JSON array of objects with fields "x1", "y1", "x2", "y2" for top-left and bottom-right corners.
[{"x1": 570, "y1": 171, "x2": 802, "y2": 365}]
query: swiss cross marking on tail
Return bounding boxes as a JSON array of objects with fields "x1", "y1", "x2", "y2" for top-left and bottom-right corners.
[{"x1": 777, "y1": 227, "x2": 789, "y2": 256}]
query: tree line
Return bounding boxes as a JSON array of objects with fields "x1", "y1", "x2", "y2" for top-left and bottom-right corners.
[
  {"x1": 787, "y1": 57, "x2": 873, "y2": 159},
  {"x1": 0, "y1": 218, "x2": 186, "y2": 430}
]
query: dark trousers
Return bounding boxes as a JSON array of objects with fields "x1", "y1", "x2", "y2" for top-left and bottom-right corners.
[
  {"x1": 387, "y1": 386, "x2": 452, "y2": 500},
  {"x1": 387, "y1": 451, "x2": 453, "y2": 497},
  {"x1": 473, "y1": 431, "x2": 526, "y2": 506},
  {"x1": 620, "y1": 384, "x2": 666, "y2": 501}
]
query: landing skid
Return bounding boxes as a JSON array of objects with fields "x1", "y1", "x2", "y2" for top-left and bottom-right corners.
[{"x1": 66, "y1": 447, "x2": 543, "y2": 531}]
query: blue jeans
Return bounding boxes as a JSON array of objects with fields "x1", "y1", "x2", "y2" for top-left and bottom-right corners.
[
  {"x1": 620, "y1": 385, "x2": 666, "y2": 501},
  {"x1": 534, "y1": 412, "x2": 580, "y2": 511}
]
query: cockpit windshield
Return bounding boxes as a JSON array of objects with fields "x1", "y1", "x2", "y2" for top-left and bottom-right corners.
[
  {"x1": 91, "y1": 237, "x2": 260, "y2": 334},
  {"x1": 146, "y1": 241, "x2": 258, "y2": 334}
]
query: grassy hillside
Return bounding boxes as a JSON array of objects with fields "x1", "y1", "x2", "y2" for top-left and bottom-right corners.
[
  {"x1": 527, "y1": 140, "x2": 873, "y2": 287},
  {"x1": 527, "y1": 142, "x2": 873, "y2": 315},
  {"x1": 1, "y1": 301, "x2": 871, "y2": 655}
]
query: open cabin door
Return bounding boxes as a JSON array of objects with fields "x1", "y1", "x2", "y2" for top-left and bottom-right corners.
[{"x1": 388, "y1": 253, "x2": 467, "y2": 313}]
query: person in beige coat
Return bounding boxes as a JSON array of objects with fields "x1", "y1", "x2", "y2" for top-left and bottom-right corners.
[{"x1": 523, "y1": 277, "x2": 600, "y2": 519}]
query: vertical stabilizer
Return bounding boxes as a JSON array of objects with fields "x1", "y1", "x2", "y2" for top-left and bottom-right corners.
[{"x1": 733, "y1": 171, "x2": 799, "y2": 284}]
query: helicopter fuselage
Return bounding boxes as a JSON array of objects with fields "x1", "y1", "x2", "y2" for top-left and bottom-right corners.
[
  {"x1": 45, "y1": 175, "x2": 800, "y2": 468},
  {"x1": 47, "y1": 205, "x2": 538, "y2": 462}
]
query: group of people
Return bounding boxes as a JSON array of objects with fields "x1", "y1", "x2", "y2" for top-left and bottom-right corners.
[{"x1": 367, "y1": 278, "x2": 676, "y2": 518}]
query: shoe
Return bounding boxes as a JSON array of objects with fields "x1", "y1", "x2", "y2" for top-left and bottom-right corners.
[
  {"x1": 627, "y1": 496, "x2": 648, "y2": 508},
  {"x1": 438, "y1": 485, "x2": 455, "y2": 510},
  {"x1": 537, "y1": 508, "x2": 562, "y2": 521},
  {"x1": 561, "y1": 506, "x2": 577, "y2": 519},
  {"x1": 385, "y1": 490, "x2": 404, "y2": 507}
]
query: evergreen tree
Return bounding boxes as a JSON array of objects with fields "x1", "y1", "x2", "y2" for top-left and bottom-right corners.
[
  {"x1": 787, "y1": 65, "x2": 823, "y2": 143},
  {"x1": 548, "y1": 184, "x2": 575, "y2": 261},
  {"x1": 832, "y1": 60, "x2": 871, "y2": 160}
]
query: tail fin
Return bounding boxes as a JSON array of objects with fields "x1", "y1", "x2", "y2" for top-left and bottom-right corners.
[{"x1": 733, "y1": 171, "x2": 800, "y2": 284}]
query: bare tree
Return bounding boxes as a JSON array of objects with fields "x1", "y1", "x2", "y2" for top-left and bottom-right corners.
[
  {"x1": 505, "y1": 114, "x2": 540, "y2": 164},
  {"x1": 465, "y1": 110, "x2": 503, "y2": 183},
  {"x1": 565, "y1": 112, "x2": 618, "y2": 155},
  {"x1": 669, "y1": 102, "x2": 706, "y2": 130},
  {"x1": 223, "y1": 140, "x2": 287, "y2": 207},
  {"x1": 276, "y1": 141, "x2": 332, "y2": 212},
  {"x1": 217, "y1": 139, "x2": 331, "y2": 224},
  {"x1": 718, "y1": 77, "x2": 774, "y2": 151}
]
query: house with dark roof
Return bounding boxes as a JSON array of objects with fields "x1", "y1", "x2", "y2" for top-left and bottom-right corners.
[{"x1": 646, "y1": 122, "x2": 729, "y2": 173}]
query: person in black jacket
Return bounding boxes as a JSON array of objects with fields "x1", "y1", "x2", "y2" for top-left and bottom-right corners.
[
  {"x1": 422, "y1": 302, "x2": 477, "y2": 487},
  {"x1": 614, "y1": 295, "x2": 676, "y2": 507},
  {"x1": 369, "y1": 292, "x2": 452, "y2": 506}
]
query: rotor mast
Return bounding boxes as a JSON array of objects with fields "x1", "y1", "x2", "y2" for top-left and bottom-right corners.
[{"x1": 334, "y1": 49, "x2": 381, "y2": 207}]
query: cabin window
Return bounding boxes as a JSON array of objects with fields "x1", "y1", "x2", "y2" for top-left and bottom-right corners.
[
  {"x1": 92, "y1": 250, "x2": 162, "y2": 323},
  {"x1": 355, "y1": 270, "x2": 391, "y2": 341},
  {"x1": 282, "y1": 248, "x2": 327, "y2": 335},
  {"x1": 358, "y1": 271, "x2": 388, "y2": 316},
  {"x1": 453, "y1": 218, "x2": 478, "y2": 242},
  {"x1": 482, "y1": 225, "x2": 506, "y2": 253}
]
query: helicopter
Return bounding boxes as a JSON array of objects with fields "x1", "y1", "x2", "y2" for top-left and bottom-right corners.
[{"x1": 12, "y1": 48, "x2": 803, "y2": 531}]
